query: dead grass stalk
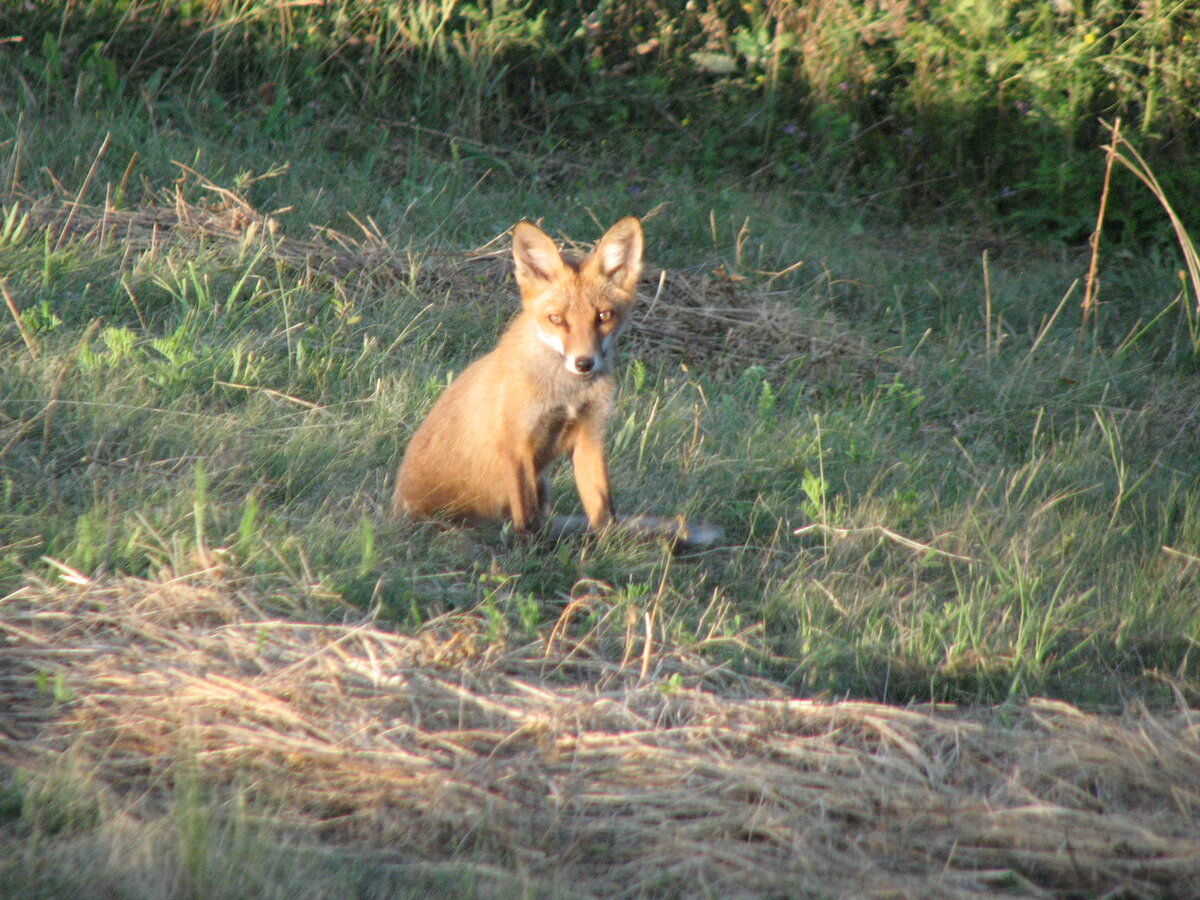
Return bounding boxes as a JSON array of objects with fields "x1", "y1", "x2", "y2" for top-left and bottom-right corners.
[
  {"x1": 19, "y1": 186, "x2": 882, "y2": 380},
  {"x1": 2, "y1": 572, "x2": 1199, "y2": 898}
]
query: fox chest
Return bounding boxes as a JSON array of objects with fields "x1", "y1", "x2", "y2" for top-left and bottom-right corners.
[{"x1": 526, "y1": 400, "x2": 593, "y2": 469}]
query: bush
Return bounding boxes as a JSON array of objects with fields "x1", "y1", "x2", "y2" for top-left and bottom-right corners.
[{"x1": 3, "y1": 0, "x2": 1198, "y2": 241}]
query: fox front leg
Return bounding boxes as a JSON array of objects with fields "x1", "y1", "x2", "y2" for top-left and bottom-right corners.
[
  {"x1": 502, "y1": 449, "x2": 545, "y2": 533},
  {"x1": 570, "y1": 423, "x2": 615, "y2": 531}
]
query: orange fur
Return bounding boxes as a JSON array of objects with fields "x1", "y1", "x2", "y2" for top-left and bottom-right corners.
[{"x1": 393, "y1": 217, "x2": 643, "y2": 532}]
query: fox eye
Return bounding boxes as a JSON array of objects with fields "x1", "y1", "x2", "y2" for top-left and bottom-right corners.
[
  {"x1": 548, "y1": 313, "x2": 564, "y2": 326},
  {"x1": 597, "y1": 310, "x2": 612, "y2": 322}
]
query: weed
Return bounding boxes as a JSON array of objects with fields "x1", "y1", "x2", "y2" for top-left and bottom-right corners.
[{"x1": 4, "y1": 1, "x2": 1200, "y2": 240}]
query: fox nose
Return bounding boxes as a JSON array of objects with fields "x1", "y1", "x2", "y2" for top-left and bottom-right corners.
[{"x1": 572, "y1": 356, "x2": 595, "y2": 374}]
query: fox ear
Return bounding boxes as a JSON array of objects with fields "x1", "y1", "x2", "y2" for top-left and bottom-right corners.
[
  {"x1": 592, "y1": 216, "x2": 643, "y2": 295},
  {"x1": 512, "y1": 221, "x2": 567, "y2": 291}
]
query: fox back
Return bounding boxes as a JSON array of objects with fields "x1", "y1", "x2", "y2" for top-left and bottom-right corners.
[{"x1": 393, "y1": 216, "x2": 643, "y2": 532}]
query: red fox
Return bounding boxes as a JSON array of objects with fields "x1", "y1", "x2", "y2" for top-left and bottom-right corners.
[{"x1": 392, "y1": 216, "x2": 644, "y2": 534}]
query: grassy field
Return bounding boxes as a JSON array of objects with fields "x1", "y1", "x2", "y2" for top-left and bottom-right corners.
[{"x1": 3, "y1": 2, "x2": 1200, "y2": 897}]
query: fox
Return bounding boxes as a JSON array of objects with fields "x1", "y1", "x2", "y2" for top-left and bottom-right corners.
[{"x1": 392, "y1": 216, "x2": 644, "y2": 535}]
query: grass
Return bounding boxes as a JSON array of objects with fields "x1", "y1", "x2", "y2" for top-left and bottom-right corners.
[
  {"x1": 4, "y1": 576, "x2": 1200, "y2": 899},
  {"x1": 3, "y1": 3, "x2": 1200, "y2": 895},
  {"x1": 6, "y1": 0, "x2": 1200, "y2": 242},
  {"x1": 2, "y1": 99, "x2": 1197, "y2": 707}
]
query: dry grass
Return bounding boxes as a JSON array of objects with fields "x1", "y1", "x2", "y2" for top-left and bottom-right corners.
[
  {"x1": 22, "y1": 186, "x2": 882, "y2": 381},
  {"x1": 3, "y1": 569, "x2": 1199, "y2": 898},
  {"x1": 8, "y1": 179, "x2": 1199, "y2": 897}
]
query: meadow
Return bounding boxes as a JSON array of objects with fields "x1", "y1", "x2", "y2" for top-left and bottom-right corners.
[{"x1": 2, "y1": 2, "x2": 1200, "y2": 896}]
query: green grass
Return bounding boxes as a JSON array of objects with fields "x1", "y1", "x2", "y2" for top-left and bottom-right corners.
[
  {"x1": 5, "y1": 0, "x2": 1200, "y2": 243},
  {"x1": 2, "y1": 761, "x2": 479, "y2": 899},
  {"x1": 2, "y1": 89, "x2": 1197, "y2": 709},
  {"x1": 3, "y1": 5, "x2": 1200, "y2": 893}
]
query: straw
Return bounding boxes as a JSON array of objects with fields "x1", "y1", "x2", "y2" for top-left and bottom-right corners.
[{"x1": 2, "y1": 572, "x2": 1198, "y2": 898}]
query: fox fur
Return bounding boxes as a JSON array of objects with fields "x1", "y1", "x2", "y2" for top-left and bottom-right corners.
[{"x1": 392, "y1": 216, "x2": 643, "y2": 533}]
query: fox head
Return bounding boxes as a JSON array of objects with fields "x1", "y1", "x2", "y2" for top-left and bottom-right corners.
[{"x1": 512, "y1": 217, "x2": 643, "y2": 378}]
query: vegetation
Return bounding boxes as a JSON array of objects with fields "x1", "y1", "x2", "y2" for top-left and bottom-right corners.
[
  {"x1": 2, "y1": 1, "x2": 1200, "y2": 896},
  {"x1": 5, "y1": 0, "x2": 1200, "y2": 241},
  {"x1": 4, "y1": 577, "x2": 1200, "y2": 898}
]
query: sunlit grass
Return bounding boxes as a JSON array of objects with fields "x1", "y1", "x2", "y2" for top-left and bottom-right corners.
[
  {"x1": 4, "y1": 10, "x2": 1200, "y2": 893},
  {"x1": 3, "y1": 104, "x2": 1198, "y2": 704}
]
